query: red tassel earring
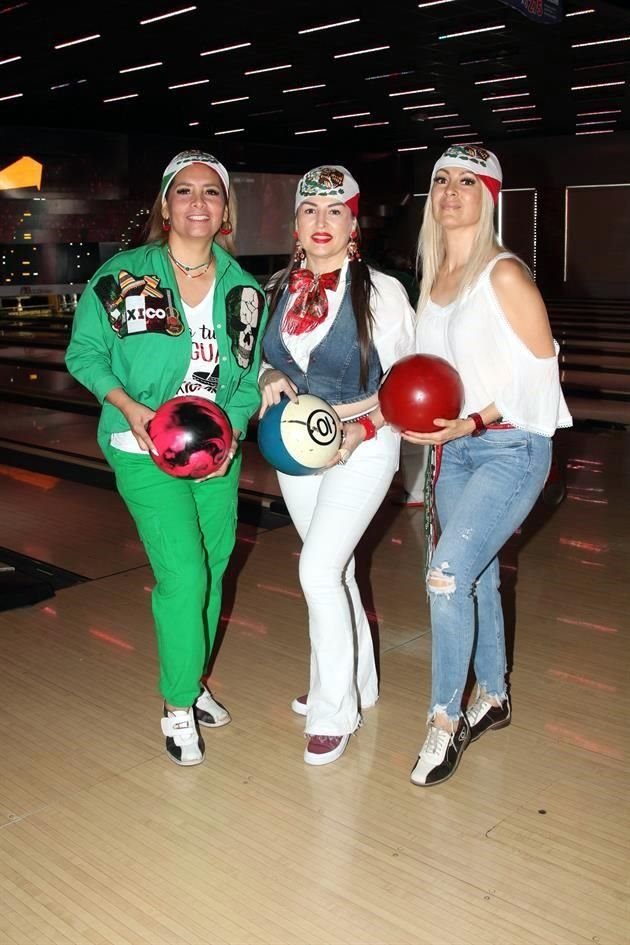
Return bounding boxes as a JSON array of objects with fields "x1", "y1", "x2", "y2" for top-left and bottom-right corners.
[
  {"x1": 347, "y1": 230, "x2": 361, "y2": 262},
  {"x1": 162, "y1": 217, "x2": 171, "y2": 233}
]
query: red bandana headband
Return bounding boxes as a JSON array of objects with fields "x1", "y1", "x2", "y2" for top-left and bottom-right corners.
[
  {"x1": 431, "y1": 145, "x2": 503, "y2": 205},
  {"x1": 295, "y1": 165, "x2": 360, "y2": 216}
]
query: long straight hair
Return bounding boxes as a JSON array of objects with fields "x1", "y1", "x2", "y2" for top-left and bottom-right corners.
[
  {"x1": 142, "y1": 186, "x2": 238, "y2": 256},
  {"x1": 415, "y1": 184, "x2": 503, "y2": 314},
  {"x1": 267, "y1": 234, "x2": 375, "y2": 390}
]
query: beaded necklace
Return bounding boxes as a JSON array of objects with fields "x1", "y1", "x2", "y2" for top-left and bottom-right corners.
[{"x1": 167, "y1": 246, "x2": 213, "y2": 280}]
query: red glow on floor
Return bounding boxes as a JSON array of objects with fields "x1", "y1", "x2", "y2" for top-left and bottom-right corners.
[
  {"x1": 559, "y1": 537, "x2": 608, "y2": 553},
  {"x1": 570, "y1": 558, "x2": 605, "y2": 568},
  {"x1": 41, "y1": 605, "x2": 57, "y2": 616},
  {"x1": 256, "y1": 583, "x2": 301, "y2": 599},
  {"x1": 566, "y1": 463, "x2": 602, "y2": 473},
  {"x1": 143, "y1": 586, "x2": 153, "y2": 592},
  {"x1": 556, "y1": 616, "x2": 618, "y2": 634},
  {"x1": 89, "y1": 629, "x2": 135, "y2": 651},
  {"x1": 390, "y1": 537, "x2": 403, "y2": 545},
  {"x1": 566, "y1": 486, "x2": 604, "y2": 493},
  {"x1": 567, "y1": 495, "x2": 608, "y2": 505},
  {"x1": 544, "y1": 722, "x2": 622, "y2": 760},
  {"x1": 237, "y1": 536, "x2": 258, "y2": 545},
  {"x1": 220, "y1": 614, "x2": 267, "y2": 635},
  {"x1": 0, "y1": 465, "x2": 59, "y2": 490},
  {"x1": 548, "y1": 669, "x2": 616, "y2": 693},
  {"x1": 500, "y1": 563, "x2": 517, "y2": 572},
  {"x1": 567, "y1": 457, "x2": 603, "y2": 466}
]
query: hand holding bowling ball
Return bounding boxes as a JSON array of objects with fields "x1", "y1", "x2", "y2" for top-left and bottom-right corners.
[
  {"x1": 257, "y1": 393, "x2": 342, "y2": 475},
  {"x1": 147, "y1": 396, "x2": 233, "y2": 479},
  {"x1": 379, "y1": 354, "x2": 464, "y2": 433}
]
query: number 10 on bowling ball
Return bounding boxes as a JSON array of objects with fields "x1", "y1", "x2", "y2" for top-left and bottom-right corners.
[
  {"x1": 378, "y1": 354, "x2": 464, "y2": 433},
  {"x1": 147, "y1": 396, "x2": 233, "y2": 479}
]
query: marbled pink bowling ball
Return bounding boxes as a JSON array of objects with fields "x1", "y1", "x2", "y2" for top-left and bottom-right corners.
[{"x1": 148, "y1": 396, "x2": 232, "y2": 479}]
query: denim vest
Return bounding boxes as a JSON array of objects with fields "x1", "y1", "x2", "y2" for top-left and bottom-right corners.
[{"x1": 262, "y1": 276, "x2": 382, "y2": 405}]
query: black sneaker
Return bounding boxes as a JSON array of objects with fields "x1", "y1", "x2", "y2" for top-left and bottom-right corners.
[
  {"x1": 410, "y1": 715, "x2": 471, "y2": 787},
  {"x1": 160, "y1": 706, "x2": 205, "y2": 766},
  {"x1": 466, "y1": 692, "x2": 511, "y2": 743}
]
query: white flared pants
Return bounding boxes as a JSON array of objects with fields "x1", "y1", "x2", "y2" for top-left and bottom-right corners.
[{"x1": 277, "y1": 425, "x2": 400, "y2": 735}]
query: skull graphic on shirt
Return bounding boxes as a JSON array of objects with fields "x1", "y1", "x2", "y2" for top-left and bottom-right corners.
[{"x1": 225, "y1": 285, "x2": 264, "y2": 368}]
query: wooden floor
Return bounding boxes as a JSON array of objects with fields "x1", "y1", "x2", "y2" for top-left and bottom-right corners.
[{"x1": 0, "y1": 426, "x2": 628, "y2": 945}]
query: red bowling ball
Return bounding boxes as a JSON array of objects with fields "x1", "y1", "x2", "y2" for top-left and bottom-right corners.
[
  {"x1": 148, "y1": 396, "x2": 233, "y2": 479},
  {"x1": 379, "y1": 354, "x2": 464, "y2": 433}
]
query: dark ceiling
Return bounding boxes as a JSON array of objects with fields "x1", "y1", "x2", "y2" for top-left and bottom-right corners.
[{"x1": 1, "y1": 0, "x2": 630, "y2": 156}]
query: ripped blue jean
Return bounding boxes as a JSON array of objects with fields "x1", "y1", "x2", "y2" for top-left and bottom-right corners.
[{"x1": 427, "y1": 429, "x2": 552, "y2": 722}]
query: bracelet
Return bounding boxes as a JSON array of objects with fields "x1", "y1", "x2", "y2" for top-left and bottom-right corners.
[
  {"x1": 350, "y1": 414, "x2": 377, "y2": 441},
  {"x1": 467, "y1": 412, "x2": 487, "y2": 437}
]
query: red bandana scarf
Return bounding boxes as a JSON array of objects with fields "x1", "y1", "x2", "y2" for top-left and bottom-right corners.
[{"x1": 282, "y1": 268, "x2": 341, "y2": 335}]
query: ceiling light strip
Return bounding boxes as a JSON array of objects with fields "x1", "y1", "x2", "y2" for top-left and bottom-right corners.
[
  {"x1": 283, "y1": 84, "x2": 326, "y2": 93},
  {"x1": 120, "y1": 62, "x2": 162, "y2": 74},
  {"x1": 571, "y1": 80, "x2": 625, "y2": 90},
  {"x1": 200, "y1": 42, "x2": 251, "y2": 56},
  {"x1": 333, "y1": 111, "x2": 370, "y2": 119},
  {"x1": 572, "y1": 36, "x2": 630, "y2": 49},
  {"x1": 389, "y1": 88, "x2": 435, "y2": 97},
  {"x1": 299, "y1": 18, "x2": 360, "y2": 34},
  {"x1": 439, "y1": 25, "x2": 505, "y2": 40},
  {"x1": 140, "y1": 6, "x2": 196, "y2": 25},
  {"x1": 402, "y1": 101, "x2": 446, "y2": 110},
  {"x1": 103, "y1": 93, "x2": 139, "y2": 103},
  {"x1": 334, "y1": 46, "x2": 390, "y2": 58},
  {"x1": 54, "y1": 34, "x2": 100, "y2": 49},
  {"x1": 475, "y1": 74, "x2": 526, "y2": 85},
  {"x1": 211, "y1": 96, "x2": 249, "y2": 105},
  {"x1": 245, "y1": 64, "x2": 292, "y2": 75}
]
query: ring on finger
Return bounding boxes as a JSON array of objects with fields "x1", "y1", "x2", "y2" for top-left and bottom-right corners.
[{"x1": 337, "y1": 447, "x2": 351, "y2": 466}]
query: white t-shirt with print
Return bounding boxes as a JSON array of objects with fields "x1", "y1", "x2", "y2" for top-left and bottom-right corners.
[{"x1": 110, "y1": 287, "x2": 218, "y2": 454}]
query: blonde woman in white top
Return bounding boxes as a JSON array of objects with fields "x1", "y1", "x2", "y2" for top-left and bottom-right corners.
[{"x1": 404, "y1": 145, "x2": 572, "y2": 787}]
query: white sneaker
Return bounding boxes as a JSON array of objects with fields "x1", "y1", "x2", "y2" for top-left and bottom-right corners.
[
  {"x1": 161, "y1": 707, "x2": 205, "y2": 766},
  {"x1": 194, "y1": 684, "x2": 231, "y2": 728},
  {"x1": 410, "y1": 716, "x2": 470, "y2": 787}
]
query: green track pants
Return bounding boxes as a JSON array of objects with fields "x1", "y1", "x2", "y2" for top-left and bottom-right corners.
[{"x1": 105, "y1": 445, "x2": 240, "y2": 707}]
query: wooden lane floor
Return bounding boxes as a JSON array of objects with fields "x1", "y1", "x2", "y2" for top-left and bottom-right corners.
[{"x1": 0, "y1": 425, "x2": 628, "y2": 945}]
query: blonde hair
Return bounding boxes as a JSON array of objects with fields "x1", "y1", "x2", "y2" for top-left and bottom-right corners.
[
  {"x1": 415, "y1": 183, "x2": 502, "y2": 315},
  {"x1": 143, "y1": 183, "x2": 238, "y2": 256}
]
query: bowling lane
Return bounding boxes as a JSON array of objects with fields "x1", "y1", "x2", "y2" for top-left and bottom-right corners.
[{"x1": 0, "y1": 402, "x2": 283, "y2": 499}]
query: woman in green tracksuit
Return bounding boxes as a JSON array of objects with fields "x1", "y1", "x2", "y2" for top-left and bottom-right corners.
[{"x1": 66, "y1": 150, "x2": 268, "y2": 766}]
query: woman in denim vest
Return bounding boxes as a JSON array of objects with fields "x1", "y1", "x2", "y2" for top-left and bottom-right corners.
[
  {"x1": 259, "y1": 165, "x2": 415, "y2": 766},
  {"x1": 404, "y1": 146, "x2": 572, "y2": 787}
]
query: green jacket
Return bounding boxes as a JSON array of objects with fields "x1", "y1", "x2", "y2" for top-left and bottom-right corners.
[{"x1": 65, "y1": 241, "x2": 268, "y2": 453}]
